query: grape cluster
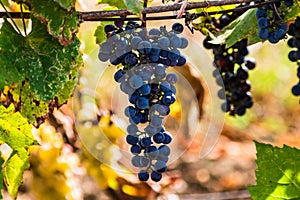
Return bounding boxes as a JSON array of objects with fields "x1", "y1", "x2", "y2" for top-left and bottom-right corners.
[
  {"x1": 205, "y1": 38, "x2": 255, "y2": 116},
  {"x1": 256, "y1": 0, "x2": 293, "y2": 43},
  {"x1": 287, "y1": 17, "x2": 300, "y2": 96},
  {"x1": 98, "y1": 22, "x2": 188, "y2": 182},
  {"x1": 203, "y1": 13, "x2": 256, "y2": 116}
]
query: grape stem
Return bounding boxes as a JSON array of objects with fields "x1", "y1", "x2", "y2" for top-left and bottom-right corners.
[{"x1": 0, "y1": 0, "x2": 280, "y2": 21}]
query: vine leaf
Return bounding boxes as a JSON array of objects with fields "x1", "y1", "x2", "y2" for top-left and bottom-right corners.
[
  {"x1": 29, "y1": 0, "x2": 78, "y2": 46},
  {"x1": 10, "y1": 82, "x2": 49, "y2": 124},
  {"x1": 4, "y1": 149, "x2": 29, "y2": 200},
  {"x1": 0, "y1": 17, "x2": 81, "y2": 102},
  {"x1": 98, "y1": 0, "x2": 126, "y2": 9},
  {"x1": 53, "y1": 0, "x2": 75, "y2": 10},
  {"x1": 94, "y1": 22, "x2": 111, "y2": 44},
  {"x1": 125, "y1": 0, "x2": 144, "y2": 16},
  {"x1": 0, "y1": 156, "x2": 4, "y2": 199},
  {"x1": 0, "y1": 104, "x2": 37, "y2": 199},
  {"x1": 212, "y1": 9, "x2": 262, "y2": 48},
  {"x1": 248, "y1": 142, "x2": 300, "y2": 200}
]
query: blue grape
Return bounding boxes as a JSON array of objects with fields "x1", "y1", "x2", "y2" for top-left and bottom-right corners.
[
  {"x1": 131, "y1": 36, "x2": 142, "y2": 47},
  {"x1": 138, "y1": 41, "x2": 152, "y2": 54},
  {"x1": 256, "y1": 8, "x2": 267, "y2": 18},
  {"x1": 153, "y1": 160, "x2": 167, "y2": 173},
  {"x1": 136, "y1": 96, "x2": 149, "y2": 109},
  {"x1": 129, "y1": 91, "x2": 139, "y2": 104},
  {"x1": 162, "y1": 92, "x2": 176, "y2": 105},
  {"x1": 124, "y1": 53, "x2": 138, "y2": 66},
  {"x1": 170, "y1": 35, "x2": 182, "y2": 48},
  {"x1": 145, "y1": 125, "x2": 160, "y2": 136},
  {"x1": 177, "y1": 56, "x2": 186, "y2": 66},
  {"x1": 258, "y1": 28, "x2": 269, "y2": 40},
  {"x1": 172, "y1": 23, "x2": 184, "y2": 34},
  {"x1": 180, "y1": 37, "x2": 188, "y2": 49},
  {"x1": 158, "y1": 105, "x2": 170, "y2": 116},
  {"x1": 151, "y1": 171, "x2": 162, "y2": 182},
  {"x1": 131, "y1": 156, "x2": 142, "y2": 167},
  {"x1": 114, "y1": 70, "x2": 124, "y2": 82},
  {"x1": 100, "y1": 42, "x2": 113, "y2": 53},
  {"x1": 138, "y1": 170, "x2": 149, "y2": 181},
  {"x1": 131, "y1": 145, "x2": 142, "y2": 155},
  {"x1": 127, "y1": 124, "x2": 138, "y2": 134},
  {"x1": 154, "y1": 64, "x2": 166, "y2": 76},
  {"x1": 130, "y1": 113, "x2": 142, "y2": 124},
  {"x1": 268, "y1": 32, "x2": 280, "y2": 44},
  {"x1": 140, "y1": 137, "x2": 152, "y2": 148},
  {"x1": 98, "y1": 52, "x2": 110, "y2": 62},
  {"x1": 129, "y1": 75, "x2": 143, "y2": 89},
  {"x1": 158, "y1": 37, "x2": 170, "y2": 49},
  {"x1": 150, "y1": 115, "x2": 163, "y2": 127},
  {"x1": 158, "y1": 145, "x2": 170, "y2": 156},
  {"x1": 274, "y1": 28, "x2": 286, "y2": 40},
  {"x1": 162, "y1": 132, "x2": 172, "y2": 144},
  {"x1": 257, "y1": 17, "x2": 269, "y2": 29},
  {"x1": 126, "y1": 135, "x2": 138, "y2": 145},
  {"x1": 157, "y1": 154, "x2": 169, "y2": 162},
  {"x1": 145, "y1": 146, "x2": 159, "y2": 159},
  {"x1": 149, "y1": 54, "x2": 160, "y2": 62},
  {"x1": 284, "y1": 0, "x2": 294, "y2": 7},
  {"x1": 160, "y1": 81, "x2": 171, "y2": 93},
  {"x1": 138, "y1": 84, "x2": 151, "y2": 95},
  {"x1": 149, "y1": 28, "x2": 161, "y2": 36},
  {"x1": 116, "y1": 37, "x2": 128, "y2": 50},
  {"x1": 166, "y1": 73, "x2": 178, "y2": 84},
  {"x1": 151, "y1": 43, "x2": 161, "y2": 54},
  {"x1": 292, "y1": 83, "x2": 300, "y2": 96},
  {"x1": 104, "y1": 24, "x2": 117, "y2": 33},
  {"x1": 125, "y1": 106, "x2": 136, "y2": 118},
  {"x1": 153, "y1": 132, "x2": 165, "y2": 143},
  {"x1": 140, "y1": 157, "x2": 151, "y2": 167},
  {"x1": 167, "y1": 50, "x2": 180, "y2": 61}
]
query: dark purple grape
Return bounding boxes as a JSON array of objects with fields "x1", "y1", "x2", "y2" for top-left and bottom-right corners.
[
  {"x1": 138, "y1": 170, "x2": 149, "y2": 181},
  {"x1": 172, "y1": 23, "x2": 184, "y2": 34}
]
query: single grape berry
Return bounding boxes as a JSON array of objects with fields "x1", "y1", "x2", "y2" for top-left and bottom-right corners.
[
  {"x1": 138, "y1": 170, "x2": 149, "y2": 181},
  {"x1": 151, "y1": 171, "x2": 162, "y2": 182},
  {"x1": 172, "y1": 23, "x2": 184, "y2": 34}
]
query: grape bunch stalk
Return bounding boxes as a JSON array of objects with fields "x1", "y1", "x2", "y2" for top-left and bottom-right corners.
[
  {"x1": 98, "y1": 21, "x2": 188, "y2": 182},
  {"x1": 287, "y1": 17, "x2": 300, "y2": 95}
]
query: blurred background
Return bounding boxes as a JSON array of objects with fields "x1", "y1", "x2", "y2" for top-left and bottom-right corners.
[{"x1": 3, "y1": 0, "x2": 300, "y2": 199}]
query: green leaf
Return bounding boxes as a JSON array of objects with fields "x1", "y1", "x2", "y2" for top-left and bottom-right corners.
[
  {"x1": 0, "y1": 105, "x2": 36, "y2": 199},
  {"x1": 0, "y1": 18, "x2": 81, "y2": 102},
  {"x1": 248, "y1": 142, "x2": 300, "y2": 200},
  {"x1": 94, "y1": 22, "x2": 111, "y2": 44},
  {"x1": 98, "y1": 0, "x2": 126, "y2": 9},
  {"x1": 0, "y1": 105, "x2": 37, "y2": 149},
  {"x1": 56, "y1": 55, "x2": 82, "y2": 105},
  {"x1": 53, "y1": 0, "x2": 75, "y2": 10},
  {"x1": 125, "y1": 0, "x2": 143, "y2": 16},
  {"x1": 4, "y1": 148, "x2": 29, "y2": 199},
  {"x1": 10, "y1": 82, "x2": 49, "y2": 124},
  {"x1": 212, "y1": 9, "x2": 262, "y2": 48},
  {"x1": 0, "y1": 155, "x2": 4, "y2": 199},
  {"x1": 29, "y1": 0, "x2": 78, "y2": 45}
]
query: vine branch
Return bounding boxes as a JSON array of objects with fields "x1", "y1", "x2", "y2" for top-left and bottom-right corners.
[{"x1": 0, "y1": 0, "x2": 280, "y2": 21}]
